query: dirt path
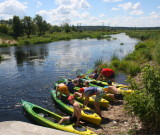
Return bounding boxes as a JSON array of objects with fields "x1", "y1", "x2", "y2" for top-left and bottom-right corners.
[
  {"x1": 86, "y1": 101, "x2": 142, "y2": 135},
  {"x1": 0, "y1": 38, "x2": 17, "y2": 44}
]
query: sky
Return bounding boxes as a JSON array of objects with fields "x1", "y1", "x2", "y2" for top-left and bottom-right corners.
[{"x1": 0, "y1": 0, "x2": 160, "y2": 27}]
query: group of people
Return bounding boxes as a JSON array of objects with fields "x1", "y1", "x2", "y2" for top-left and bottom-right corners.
[{"x1": 56, "y1": 68, "x2": 123, "y2": 126}]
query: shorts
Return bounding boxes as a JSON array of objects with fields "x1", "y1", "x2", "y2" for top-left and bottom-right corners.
[
  {"x1": 114, "y1": 93, "x2": 124, "y2": 100},
  {"x1": 94, "y1": 88, "x2": 105, "y2": 102},
  {"x1": 69, "y1": 116, "x2": 77, "y2": 123}
]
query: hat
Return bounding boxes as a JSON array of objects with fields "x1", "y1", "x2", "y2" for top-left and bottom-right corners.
[
  {"x1": 67, "y1": 96, "x2": 74, "y2": 100},
  {"x1": 79, "y1": 88, "x2": 84, "y2": 93}
]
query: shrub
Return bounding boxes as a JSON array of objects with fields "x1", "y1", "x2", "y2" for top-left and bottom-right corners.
[{"x1": 125, "y1": 65, "x2": 160, "y2": 133}]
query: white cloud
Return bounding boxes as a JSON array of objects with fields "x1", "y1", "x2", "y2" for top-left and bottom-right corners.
[
  {"x1": 130, "y1": 10, "x2": 144, "y2": 15},
  {"x1": 150, "y1": 11, "x2": 159, "y2": 19},
  {"x1": 158, "y1": 6, "x2": 160, "y2": 9},
  {"x1": 37, "y1": 0, "x2": 91, "y2": 25},
  {"x1": 99, "y1": 14, "x2": 106, "y2": 18},
  {"x1": 0, "y1": 0, "x2": 27, "y2": 19},
  {"x1": 55, "y1": 0, "x2": 90, "y2": 9},
  {"x1": 103, "y1": 0, "x2": 122, "y2": 2},
  {"x1": 111, "y1": 7, "x2": 119, "y2": 11},
  {"x1": 104, "y1": 16, "x2": 160, "y2": 27},
  {"x1": 118, "y1": 2, "x2": 140, "y2": 10},
  {"x1": 36, "y1": 1, "x2": 42, "y2": 8},
  {"x1": 117, "y1": 2, "x2": 144, "y2": 15}
]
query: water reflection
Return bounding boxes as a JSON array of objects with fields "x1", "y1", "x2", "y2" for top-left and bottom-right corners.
[{"x1": 14, "y1": 47, "x2": 48, "y2": 65}]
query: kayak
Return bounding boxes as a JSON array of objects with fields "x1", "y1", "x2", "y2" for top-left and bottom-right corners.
[
  {"x1": 81, "y1": 76, "x2": 134, "y2": 95},
  {"x1": 56, "y1": 80, "x2": 109, "y2": 108},
  {"x1": 21, "y1": 100, "x2": 97, "y2": 135},
  {"x1": 51, "y1": 90, "x2": 102, "y2": 125},
  {"x1": 81, "y1": 74, "x2": 128, "y2": 88}
]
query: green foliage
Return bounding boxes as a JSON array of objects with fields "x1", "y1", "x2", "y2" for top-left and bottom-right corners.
[
  {"x1": 62, "y1": 23, "x2": 71, "y2": 33},
  {"x1": 49, "y1": 25, "x2": 62, "y2": 33},
  {"x1": 94, "y1": 57, "x2": 104, "y2": 68},
  {"x1": 125, "y1": 65, "x2": 160, "y2": 133},
  {"x1": 118, "y1": 61, "x2": 141, "y2": 76},
  {"x1": 12, "y1": 16, "x2": 23, "y2": 38},
  {"x1": 0, "y1": 24, "x2": 9, "y2": 34},
  {"x1": 22, "y1": 16, "x2": 35, "y2": 38}
]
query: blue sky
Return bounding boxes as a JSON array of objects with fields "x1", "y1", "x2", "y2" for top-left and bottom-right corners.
[{"x1": 0, "y1": 0, "x2": 160, "y2": 27}]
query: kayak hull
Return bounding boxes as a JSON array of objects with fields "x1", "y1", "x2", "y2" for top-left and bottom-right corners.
[{"x1": 21, "y1": 100, "x2": 97, "y2": 135}]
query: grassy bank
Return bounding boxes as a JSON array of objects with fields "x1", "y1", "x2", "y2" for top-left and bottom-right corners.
[
  {"x1": 93, "y1": 30, "x2": 160, "y2": 134},
  {"x1": 113, "y1": 30, "x2": 160, "y2": 134},
  {"x1": 0, "y1": 31, "x2": 119, "y2": 47}
]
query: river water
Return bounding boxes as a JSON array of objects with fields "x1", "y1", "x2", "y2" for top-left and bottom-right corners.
[{"x1": 0, "y1": 33, "x2": 138, "y2": 123}]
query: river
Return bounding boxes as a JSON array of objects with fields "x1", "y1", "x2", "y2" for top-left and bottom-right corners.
[{"x1": 0, "y1": 33, "x2": 139, "y2": 122}]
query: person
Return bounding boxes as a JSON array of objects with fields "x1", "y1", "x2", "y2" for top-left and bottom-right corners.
[
  {"x1": 58, "y1": 95, "x2": 84, "y2": 126},
  {"x1": 73, "y1": 81, "x2": 89, "y2": 99},
  {"x1": 106, "y1": 80, "x2": 124, "y2": 101},
  {"x1": 73, "y1": 75, "x2": 83, "y2": 88},
  {"x1": 78, "y1": 85, "x2": 105, "y2": 117},
  {"x1": 66, "y1": 78, "x2": 75, "y2": 94},
  {"x1": 97, "y1": 68, "x2": 115, "y2": 82},
  {"x1": 56, "y1": 83, "x2": 70, "y2": 99},
  {"x1": 89, "y1": 70, "x2": 99, "y2": 79}
]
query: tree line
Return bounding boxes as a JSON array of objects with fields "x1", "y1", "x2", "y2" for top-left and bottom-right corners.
[{"x1": 0, "y1": 15, "x2": 77, "y2": 39}]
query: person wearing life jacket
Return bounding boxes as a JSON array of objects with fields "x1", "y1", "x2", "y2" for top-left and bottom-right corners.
[
  {"x1": 56, "y1": 83, "x2": 70, "y2": 99},
  {"x1": 97, "y1": 68, "x2": 115, "y2": 82},
  {"x1": 79, "y1": 85, "x2": 105, "y2": 117}
]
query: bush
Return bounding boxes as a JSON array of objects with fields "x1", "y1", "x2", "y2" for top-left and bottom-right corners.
[{"x1": 125, "y1": 65, "x2": 160, "y2": 133}]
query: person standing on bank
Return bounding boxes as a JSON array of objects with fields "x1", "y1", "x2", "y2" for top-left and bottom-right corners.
[{"x1": 97, "y1": 68, "x2": 115, "y2": 82}]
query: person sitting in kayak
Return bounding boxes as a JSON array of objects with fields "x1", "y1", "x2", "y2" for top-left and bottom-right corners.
[
  {"x1": 58, "y1": 95, "x2": 84, "y2": 126},
  {"x1": 106, "y1": 80, "x2": 124, "y2": 101},
  {"x1": 56, "y1": 83, "x2": 70, "y2": 99},
  {"x1": 89, "y1": 70, "x2": 99, "y2": 79},
  {"x1": 97, "y1": 68, "x2": 115, "y2": 82},
  {"x1": 78, "y1": 83, "x2": 105, "y2": 117},
  {"x1": 66, "y1": 78, "x2": 75, "y2": 94},
  {"x1": 73, "y1": 75, "x2": 84, "y2": 88}
]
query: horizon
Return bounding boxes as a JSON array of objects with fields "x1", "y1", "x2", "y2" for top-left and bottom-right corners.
[{"x1": 0, "y1": 0, "x2": 160, "y2": 27}]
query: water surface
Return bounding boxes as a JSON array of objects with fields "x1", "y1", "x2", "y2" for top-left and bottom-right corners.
[{"x1": 0, "y1": 33, "x2": 138, "y2": 122}]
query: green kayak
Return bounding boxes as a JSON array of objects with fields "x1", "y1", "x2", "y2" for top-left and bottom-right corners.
[
  {"x1": 21, "y1": 100, "x2": 97, "y2": 135},
  {"x1": 51, "y1": 90, "x2": 102, "y2": 125}
]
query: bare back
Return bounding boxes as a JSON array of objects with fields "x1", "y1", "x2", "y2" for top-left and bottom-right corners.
[
  {"x1": 108, "y1": 85, "x2": 120, "y2": 94},
  {"x1": 73, "y1": 101, "x2": 81, "y2": 118}
]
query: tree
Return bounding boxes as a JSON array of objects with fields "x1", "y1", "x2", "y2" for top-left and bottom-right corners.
[
  {"x1": 34, "y1": 15, "x2": 43, "y2": 36},
  {"x1": 22, "y1": 16, "x2": 34, "y2": 38},
  {"x1": 62, "y1": 23, "x2": 71, "y2": 33},
  {"x1": 0, "y1": 24, "x2": 9, "y2": 34},
  {"x1": 12, "y1": 16, "x2": 23, "y2": 38}
]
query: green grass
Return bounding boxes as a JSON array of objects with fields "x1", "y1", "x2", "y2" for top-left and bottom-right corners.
[{"x1": 0, "y1": 31, "x2": 120, "y2": 47}]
